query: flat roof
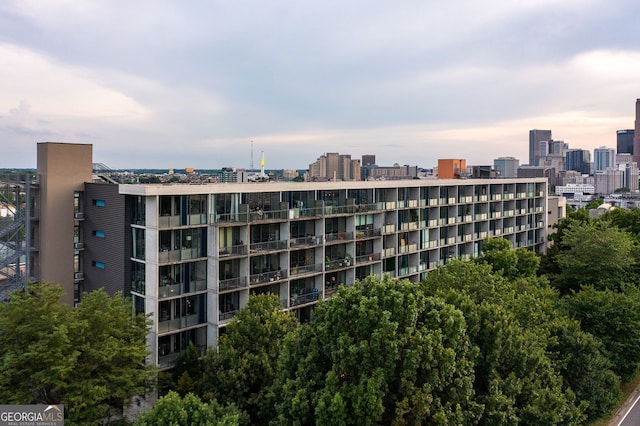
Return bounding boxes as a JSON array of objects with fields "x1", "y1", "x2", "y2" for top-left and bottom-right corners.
[{"x1": 117, "y1": 178, "x2": 547, "y2": 196}]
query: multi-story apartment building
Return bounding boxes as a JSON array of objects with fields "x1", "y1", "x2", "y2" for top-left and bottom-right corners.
[{"x1": 28, "y1": 143, "x2": 550, "y2": 370}]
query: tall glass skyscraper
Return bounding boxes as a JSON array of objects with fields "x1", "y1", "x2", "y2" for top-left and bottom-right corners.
[
  {"x1": 594, "y1": 146, "x2": 615, "y2": 172},
  {"x1": 617, "y1": 129, "x2": 634, "y2": 155}
]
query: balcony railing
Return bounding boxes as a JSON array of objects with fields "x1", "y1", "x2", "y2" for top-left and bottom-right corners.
[
  {"x1": 158, "y1": 247, "x2": 203, "y2": 263},
  {"x1": 355, "y1": 228, "x2": 381, "y2": 239},
  {"x1": 250, "y1": 269, "x2": 287, "y2": 285},
  {"x1": 289, "y1": 263, "x2": 323, "y2": 276},
  {"x1": 356, "y1": 252, "x2": 379, "y2": 263},
  {"x1": 290, "y1": 235, "x2": 322, "y2": 247},
  {"x1": 158, "y1": 314, "x2": 204, "y2": 333},
  {"x1": 290, "y1": 290, "x2": 319, "y2": 307},
  {"x1": 250, "y1": 240, "x2": 287, "y2": 252},
  {"x1": 159, "y1": 280, "x2": 207, "y2": 298},
  {"x1": 325, "y1": 258, "x2": 353, "y2": 271},
  {"x1": 219, "y1": 310, "x2": 237, "y2": 321},
  {"x1": 218, "y1": 243, "x2": 247, "y2": 257},
  {"x1": 325, "y1": 231, "x2": 353, "y2": 242},
  {"x1": 398, "y1": 243, "x2": 418, "y2": 254},
  {"x1": 219, "y1": 276, "x2": 248, "y2": 292}
]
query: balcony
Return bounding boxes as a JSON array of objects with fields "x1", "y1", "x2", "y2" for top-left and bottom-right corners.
[
  {"x1": 218, "y1": 243, "x2": 247, "y2": 257},
  {"x1": 355, "y1": 228, "x2": 381, "y2": 239},
  {"x1": 400, "y1": 222, "x2": 418, "y2": 231},
  {"x1": 159, "y1": 280, "x2": 207, "y2": 298},
  {"x1": 219, "y1": 310, "x2": 237, "y2": 322},
  {"x1": 325, "y1": 257, "x2": 353, "y2": 271},
  {"x1": 382, "y1": 247, "x2": 395, "y2": 258},
  {"x1": 398, "y1": 243, "x2": 418, "y2": 254},
  {"x1": 158, "y1": 314, "x2": 203, "y2": 333},
  {"x1": 356, "y1": 252, "x2": 380, "y2": 264},
  {"x1": 290, "y1": 235, "x2": 322, "y2": 247},
  {"x1": 290, "y1": 289, "x2": 319, "y2": 307},
  {"x1": 250, "y1": 240, "x2": 287, "y2": 253},
  {"x1": 324, "y1": 205, "x2": 355, "y2": 215},
  {"x1": 289, "y1": 263, "x2": 323, "y2": 276},
  {"x1": 382, "y1": 224, "x2": 396, "y2": 234},
  {"x1": 325, "y1": 231, "x2": 353, "y2": 243},
  {"x1": 250, "y1": 269, "x2": 287, "y2": 285},
  {"x1": 218, "y1": 276, "x2": 248, "y2": 293},
  {"x1": 159, "y1": 247, "x2": 203, "y2": 263}
]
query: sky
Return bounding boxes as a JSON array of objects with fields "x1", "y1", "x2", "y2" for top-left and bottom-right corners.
[{"x1": 1, "y1": 1, "x2": 640, "y2": 170}]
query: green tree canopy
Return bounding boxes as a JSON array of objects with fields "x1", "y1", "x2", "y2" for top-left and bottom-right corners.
[
  {"x1": 555, "y1": 221, "x2": 636, "y2": 292},
  {"x1": 476, "y1": 238, "x2": 541, "y2": 280},
  {"x1": 422, "y1": 267, "x2": 585, "y2": 425},
  {"x1": 276, "y1": 276, "x2": 481, "y2": 425},
  {"x1": 135, "y1": 391, "x2": 246, "y2": 426},
  {"x1": 0, "y1": 282, "x2": 154, "y2": 425},
  {"x1": 200, "y1": 294, "x2": 299, "y2": 425},
  {"x1": 560, "y1": 286, "x2": 640, "y2": 381}
]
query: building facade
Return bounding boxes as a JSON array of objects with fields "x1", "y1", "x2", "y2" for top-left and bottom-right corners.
[{"x1": 115, "y1": 178, "x2": 548, "y2": 368}]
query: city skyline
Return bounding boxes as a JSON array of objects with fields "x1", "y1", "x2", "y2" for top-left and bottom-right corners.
[{"x1": 1, "y1": 1, "x2": 640, "y2": 169}]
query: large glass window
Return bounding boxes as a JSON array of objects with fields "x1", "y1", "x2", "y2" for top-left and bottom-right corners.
[
  {"x1": 132, "y1": 227, "x2": 145, "y2": 260},
  {"x1": 213, "y1": 193, "x2": 240, "y2": 222},
  {"x1": 131, "y1": 196, "x2": 145, "y2": 225},
  {"x1": 131, "y1": 261, "x2": 145, "y2": 294}
]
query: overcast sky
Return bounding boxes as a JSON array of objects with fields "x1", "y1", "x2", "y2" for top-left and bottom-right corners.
[{"x1": 1, "y1": 1, "x2": 640, "y2": 170}]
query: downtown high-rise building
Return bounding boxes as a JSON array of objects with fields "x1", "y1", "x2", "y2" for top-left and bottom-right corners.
[
  {"x1": 529, "y1": 129, "x2": 552, "y2": 166},
  {"x1": 493, "y1": 157, "x2": 519, "y2": 178},
  {"x1": 617, "y1": 129, "x2": 634, "y2": 155},
  {"x1": 565, "y1": 149, "x2": 591, "y2": 175},
  {"x1": 593, "y1": 146, "x2": 616, "y2": 173},
  {"x1": 633, "y1": 99, "x2": 640, "y2": 165}
]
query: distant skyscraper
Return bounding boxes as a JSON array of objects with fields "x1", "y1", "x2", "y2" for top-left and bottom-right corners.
[
  {"x1": 529, "y1": 129, "x2": 552, "y2": 166},
  {"x1": 565, "y1": 149, "x2": 591, "y2": 175},
  {"x1": 362, "y1": 155, "x2": 376, "y2": 167},
  {"x1": 633, "y1": 99, "x2": 640, "y2": 165},
  {"x1": 617, "y1": 129, "x2": 634, "y2": 155},
  {"x1": 593, "y1": 147, "x2": 615, "y2": 172},
  {"x1": 493, "y1": 157, "x2": 519, "y2": 178}
]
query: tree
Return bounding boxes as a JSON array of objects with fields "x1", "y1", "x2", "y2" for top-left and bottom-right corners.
[
  {"x1": 477, "y1": 238, "x2": 540, "y2": 280},
  {"x1": 0, "y1": 282, "x2": 154, "y2": 425},
  {"x1": 545, "y1": 317, "x2": 620, "y2": 422},
  {"x1": 555, "y1": 221, "x2": 636, "y2": 292},
  {"x1": 423, "y1": 261, "x2": 586, "y2": 425},
  {"x1": 134, "y1": 391, "x2": 246, "y2": 426},
  {"x1": 172, "y1": 341, "x2": 202, "y2": 396},
  {"x1": 276, "y1": 276, "x2": 481, "y2": 425},
  {"x1": 561, "y1": 286, "x2": 640, "y2": 381},
  {"x1": 200, "y1": 294, "x2": 298, "y2": 425}
]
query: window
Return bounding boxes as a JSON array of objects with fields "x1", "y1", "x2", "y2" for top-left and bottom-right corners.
[
  {"x1": 93, "y1": 230, "x2": 105, "y2": 238},
  {"x1": 93, "y1": 199, "x2": 105, "y2": 207},
  {"x1": 92, "y1": 261, "x2": 105, "y2": 269}
]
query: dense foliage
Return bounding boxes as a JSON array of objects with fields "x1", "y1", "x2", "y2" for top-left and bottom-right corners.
[{"x1": 0, "y1": 283, "x2": 154, "y2": 425}]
